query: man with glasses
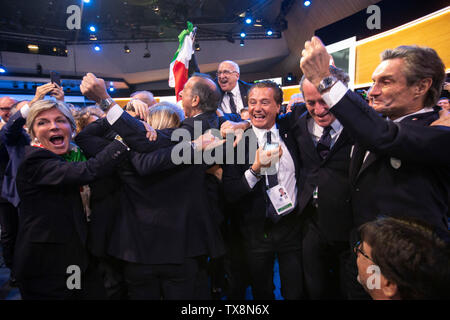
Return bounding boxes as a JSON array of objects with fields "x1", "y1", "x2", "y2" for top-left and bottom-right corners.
[
  {"x1": 0, "y1": 97, "x2": 17, "y2": 129},
  {"x1": 216, "y1": 60, "x2": 251, "y2": 114},
  {"x1": 354, "y1": 217, "x2": 450, "y2": 300}
]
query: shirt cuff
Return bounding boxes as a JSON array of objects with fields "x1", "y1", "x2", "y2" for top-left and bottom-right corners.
[
  {"x1": 20, "y1": 104, "x2": 30, "y2": 118},
  {"x1": 244, "y1": 169, "x2": 260, "y2": 189},
  {"x1": 322, "y1": 81, "x2": 349, "y2": 108},
  {"x1": 106, "y1": 104, "x2": 124, "y2": 125}
]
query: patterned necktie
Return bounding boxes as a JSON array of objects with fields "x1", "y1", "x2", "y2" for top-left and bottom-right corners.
[
  {"x1": 265, "y1": 131, "x2": 281, "y2": 223},
  {"x1": 227, "y1": 92, "x2": 237, "y2": 114},
  {"x1": 316, "y1": 126, "x2": 332, "y2": 159}
]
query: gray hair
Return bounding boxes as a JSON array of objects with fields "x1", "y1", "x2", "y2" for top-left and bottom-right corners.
[
  {"x1": 218, "y1": 60, "x2": 240, "y2": 74},
  {"x1": 300, "y1": 65, "x2": 350, "y2": 96},
  {"x1": 26, "y1": 100, "x2": 76, "y2": 139},
  {"x1": 190, "y1": 73, "x2": 221, "y2": 113},
  {"x1": 381, "y1": 46, "x2": 445, "y2": 108}
]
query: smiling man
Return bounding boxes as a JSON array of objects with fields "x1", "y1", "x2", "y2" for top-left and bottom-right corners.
[
  {"x1": 216, "y1": 60, "x2": 251, "y2": 114},
  {"x1": 222, "y1": 81, "x2": 304, "y2": 299},
  {"x1": 300, "y1": 37, "x2": 450, "y2": 298}
]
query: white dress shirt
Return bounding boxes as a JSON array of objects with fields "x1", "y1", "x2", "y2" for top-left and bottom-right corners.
[
  {"x1": 307, "y1": 117, "x2": 343, "y2": 149},
  {"x1": 244, "y1": 125, "x2": 297, "y2": 213},
  {"x1": 220, "y1": 83, "x2": 245, "y2": 114}
]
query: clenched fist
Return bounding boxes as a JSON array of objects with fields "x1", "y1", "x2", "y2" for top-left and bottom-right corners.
[
  {"x1": 300, "y1": 36, "x2": 332, "y2": 88},
  {"x1": 80, "y1": 73, "x2": 110, "y2": 103}
]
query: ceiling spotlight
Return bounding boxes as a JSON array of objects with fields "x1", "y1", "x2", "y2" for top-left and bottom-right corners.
[
  {"x1": 109, "y1": 86, "x2": 115, "y2": 92},
  {"x1": 240, "y1": 31, "x2": 246, "y2": 38},
  {"x1": 89, "y1": 25, "x2": 96, "y2": 33},
  {"x1": 244, "y1": 10, "x2": 253, "y2": 25},
  {"x1": 28, "y1": 44, "x2": 39, "y2": 52},
  {"x1": 83, "y1": 0, "x2": 91, "y2": 3},
  {"x1": 195, "y1": 42, "x2": 200, "y2": 52},
  {"x1": 303, "y1": 0, "x2": 311, "y2": 7},
  {"x1": 0, "y1": 64, "x2": 6, "y2": 73},
  {"x1": 94, "y1": 44, "x2": 101, "y2": 52},
  {"x1": 266, "y1": 29, "x2": 273, "y2": 36},
  {"x1": 240, "y1": 39, "x2": 245, "y2": 47},
  {"x1": 124, "y1": 45, "x2": 131, "y2": 53},
  {"x1": 287, "y1": 73, "x2": 293, "y2": 81}
]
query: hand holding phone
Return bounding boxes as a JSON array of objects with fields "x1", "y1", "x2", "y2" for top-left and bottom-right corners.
[{"x1": 50, "y1": 71, "x2": 61, "y2": 86}]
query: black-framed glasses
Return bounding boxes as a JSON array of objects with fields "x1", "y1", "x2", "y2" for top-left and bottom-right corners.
[
  {"x1": 216, "y1": 70, "x2": 237, "y2": 77},
  {"x1": 353, "y1": 240, "x2": 374, "y2": 262}
]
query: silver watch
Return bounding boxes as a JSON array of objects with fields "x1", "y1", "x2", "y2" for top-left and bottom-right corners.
[
  {"x1": 317, "y1": 76, "x2": 338, "y2": 94},
  {"x1": 99, "y1": 97, "x2": 116, "y2": 112}
]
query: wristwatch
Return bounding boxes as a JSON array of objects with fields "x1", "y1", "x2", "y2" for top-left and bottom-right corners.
[
  {"x1": 317, "y1": 75, "x2": 338, "y2": 94},
  {"x1": 99, "y1": 97, "x2": 116, "y2": 112}
]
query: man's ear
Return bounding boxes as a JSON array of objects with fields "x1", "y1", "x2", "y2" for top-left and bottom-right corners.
[
  {"x1": 415, "y1": 78, "x2": 432, "y2": 98},
  {"x1": 381, "y1": 275, "x2": 399, "y2": 299},
  {"x1": 192, "y1": 95, "x2": 200, "y2": 107}
]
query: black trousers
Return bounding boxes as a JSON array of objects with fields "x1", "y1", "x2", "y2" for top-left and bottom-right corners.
[
  {"x1": 301, "y1": 213, "x2": 350, "y2": 299},
  {"x1": 245, "y1": 218, "x2": 304, "y2": 300},
  {"x1": 124, "y1": 256, "x2": 210, "y2": 300},
  {"x1": 0, "y1": 201, "x2": 18, "y2": 271},
  {"x1": 222, "y1": 218, "x2": 251, "y2": 300},
  {"x1": 19, "y1": 261, "x2": 107, "y2": 300},
  {"x1": 92, "y1": 256, "x2": 128, "y2": 300}
]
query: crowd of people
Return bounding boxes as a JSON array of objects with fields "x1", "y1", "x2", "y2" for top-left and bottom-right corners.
[{"x1": 0, "y1": 37, "x2": 449, "y2": 300}]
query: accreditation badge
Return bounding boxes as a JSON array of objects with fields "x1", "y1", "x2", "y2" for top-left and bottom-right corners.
[{"x1": 266, "y1": 185, "x2": 294, "y2": 216}]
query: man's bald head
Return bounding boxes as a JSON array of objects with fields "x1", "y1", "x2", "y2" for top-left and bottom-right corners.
[
  {"x1": 217, "y1": 60, "x2": 240, "y2": 92},
  {"x1": 130, "y1": 91, "x2": 156, "y2": 107},
  {"x1": 190, "y1": 73, "x2": 221, "y2": 113},
  {"x1": 0, "y1": 97, "x2": 18, "y2": 122}
]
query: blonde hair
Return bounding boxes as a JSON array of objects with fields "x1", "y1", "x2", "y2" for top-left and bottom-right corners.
[
  {"x1": 147, "y1": 103, "x2": 183, "y2": 129},
  {"x1": 26, "y1": 100, "x2": 76, "y2": 139}
]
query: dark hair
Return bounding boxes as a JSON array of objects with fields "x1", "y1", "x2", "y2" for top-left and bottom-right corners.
[
  {"x1": 190, "y1": 73, "x2": 221, "y2": 113},
  {"x1": 299, "y1": 65, "x2": 350, "y2": 95},
  {"x1": 359, "y1": 216, "x2": 450, "y2": 299},
  {"x1": 381, "y1": 46, "x2": 445, "y2": 108},
  {"x1": 248, "y1": 81, "x2": 283, "y2": 105}
]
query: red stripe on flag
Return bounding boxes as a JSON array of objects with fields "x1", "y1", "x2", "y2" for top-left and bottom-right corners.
[{"x1": 173, "y1": 60, "x2": 188, "y2": 101}]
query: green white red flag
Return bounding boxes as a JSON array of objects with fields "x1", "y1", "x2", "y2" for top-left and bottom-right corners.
[{"x1": 169, "y1": 22, "x2": 196, "y2": 101}]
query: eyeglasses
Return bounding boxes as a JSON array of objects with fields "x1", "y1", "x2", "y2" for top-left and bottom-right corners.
[
  {"x1": 353, "y1": 241, "x2": 374, "y2": 262},
  {"x1": 216, "y1": 70, "x2": 238, "y2": 77}
]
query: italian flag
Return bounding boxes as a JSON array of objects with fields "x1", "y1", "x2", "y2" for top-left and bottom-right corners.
[{"x1": 169, "y1": 22, "x2": 195, "y2": 101}]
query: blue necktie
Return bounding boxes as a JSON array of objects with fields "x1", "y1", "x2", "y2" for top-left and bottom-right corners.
[{"x1": 317, "y1": 126, "x2": 332, "y2": 159}]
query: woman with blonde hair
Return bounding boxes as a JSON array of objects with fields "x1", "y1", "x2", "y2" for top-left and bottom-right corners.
[
  {"x1": 14, "y1": 99, "x2": 128, "y2": 299},
  {"x1": 147, "y1": 102, "x2": 184, "y2": 130}
]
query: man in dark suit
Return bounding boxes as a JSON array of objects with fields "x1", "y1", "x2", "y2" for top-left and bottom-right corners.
[
  {"x1": 79, "y1": 73, "x2": 242, "y2": 299},
  {"x1": 222, "y1": 81, "x2": 304, "y2": 300},
  {"x1": 216, "y1": 60, "x2": 252, "y2": 114},
  {"x1": 300, "y1": 37, "x2": 450, "y2": 298},
  {"x1": 276, "y1": 66, "x2": 355, "y2": 299}
]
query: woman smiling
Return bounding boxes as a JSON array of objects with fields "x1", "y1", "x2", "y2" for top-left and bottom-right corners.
[{"x1": 14, "y1": 100, "x2": 128, "y2": 299}]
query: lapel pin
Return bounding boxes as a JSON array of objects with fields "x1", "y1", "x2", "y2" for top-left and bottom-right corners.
[{"x1": 390, "y1": 157, "x2": 401, "y2": 169}]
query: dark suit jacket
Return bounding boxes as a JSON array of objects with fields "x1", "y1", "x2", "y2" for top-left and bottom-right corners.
[
  {"x1": 278, "y1": 104, "x2": 354, "y2": 242},
  {"x1": 76, "y1": 111, "x2": 230, "y2": 264},
  {"x1": 0, "y1": 111, "x2": 30, "y2": 207},
  {"x1": 14, "y1": 141, "x2": 128, "y2": 280},
  {"x1": 330, "y1": 90, "x2": 450, "y2": 231},
  {"x1": 217, "y1": 80, "x2": 252, "y2": 113},
  {"x1": 222, "y1": 126, "x2": 302, "y2": 248}
]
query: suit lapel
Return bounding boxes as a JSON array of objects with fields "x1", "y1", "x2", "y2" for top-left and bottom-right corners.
[
  {"x1": 351, "y1": 110, "x2": 438, "y2": 182},
  {"x1": 298, "y1": 114, "x2": 322, "y2": 163}
]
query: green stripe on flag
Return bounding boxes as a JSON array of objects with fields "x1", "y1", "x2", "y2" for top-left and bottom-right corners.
[{"x1": 170, "y1": 21, "x2": 194, "y2": 63}]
